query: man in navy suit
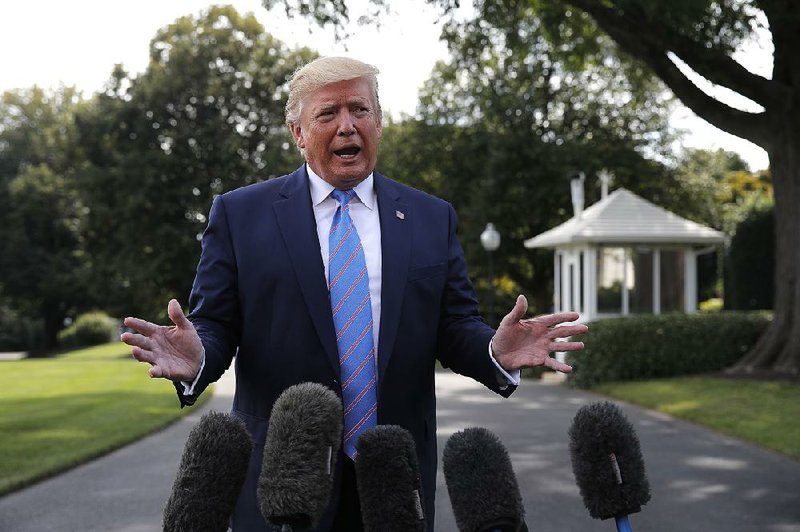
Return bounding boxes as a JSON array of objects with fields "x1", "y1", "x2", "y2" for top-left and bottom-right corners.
[{"x1": 122, "y1": 56, "x2": 587, "y2": 531}]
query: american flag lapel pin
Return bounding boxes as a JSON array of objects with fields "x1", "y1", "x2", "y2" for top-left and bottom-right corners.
[{"x1": 396, "y1": 210, "x2": 405, "y2": 220}]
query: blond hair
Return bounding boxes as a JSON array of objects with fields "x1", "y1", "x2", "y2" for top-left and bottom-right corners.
[{"x1": 285, "y1": 56, "x2": 382, "y2": 126}]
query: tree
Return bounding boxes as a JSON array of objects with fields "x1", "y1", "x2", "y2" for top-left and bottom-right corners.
[
  {"x1": 75, "y1": 6, "x2": 310, "y2": 320},
  {"x1": 267, "y1": 0, "x2": 799, "y2": 375},
  {"x1": 375, "y1": 7, "x2": 680, "y2": 317},
  {"x1": 0, "y1": 87, "x2": 91, "y2": 349}
]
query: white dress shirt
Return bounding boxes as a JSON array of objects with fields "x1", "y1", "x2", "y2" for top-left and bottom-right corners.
[{"x1": 307, "y1": 166, "x2": 382, "y2": 355}]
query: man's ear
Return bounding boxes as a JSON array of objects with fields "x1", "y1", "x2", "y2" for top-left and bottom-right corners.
[
  {"x1": 376, "y1": 119, "x2": 382, "y2": 139},
  {"x1": 289, "y1": 123, "x2": 305, "y2": 149}
]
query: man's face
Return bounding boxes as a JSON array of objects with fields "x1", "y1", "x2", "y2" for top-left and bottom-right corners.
[{"x1": 290, "y1": 77, "x2": 382, "y2": 189}]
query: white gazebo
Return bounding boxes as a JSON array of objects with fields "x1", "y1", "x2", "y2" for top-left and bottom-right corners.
[{"x1": 524, "y1": 185, "x2": 726, "y2": 322}]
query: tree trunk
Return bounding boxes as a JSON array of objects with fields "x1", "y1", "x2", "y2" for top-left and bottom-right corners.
[{"x1": 731, "y1": 113, "x2": 800, "y2": 376}]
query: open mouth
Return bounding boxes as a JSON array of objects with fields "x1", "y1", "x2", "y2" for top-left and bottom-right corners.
[{"x1": 334, "y1": 146, "x2": 361, "y2": 159}]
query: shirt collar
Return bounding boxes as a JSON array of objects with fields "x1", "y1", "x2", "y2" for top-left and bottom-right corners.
[{"x1": 307, "y1": 164, "x2": 376, "y2": 210}]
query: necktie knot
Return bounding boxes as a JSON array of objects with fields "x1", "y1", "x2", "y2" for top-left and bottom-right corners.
[{"x1": 332, "y1": 189, "x2": 356, "y2": 207}]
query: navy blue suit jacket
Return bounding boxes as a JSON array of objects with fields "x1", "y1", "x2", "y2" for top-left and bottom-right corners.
[{"x1": 183, "y1": 165, "x2": 515, "y2": 530}]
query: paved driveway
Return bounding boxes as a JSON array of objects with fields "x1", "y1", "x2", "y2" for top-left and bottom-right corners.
[{"x1": 1, "y1": 369, "x2": 798, "y2": 531}]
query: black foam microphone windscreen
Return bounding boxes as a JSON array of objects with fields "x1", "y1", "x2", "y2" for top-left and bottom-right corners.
[
  {"x1": 354, "y1": 424, "x2": 426, "y2": 532},
  {"x1": 258, "y1": 382, "x2": 343, "y2": 530},
  {"x1": 568, "y1": 401, "x2": 651, "y2": 520},
  {"x1": 163, "y1": 411, "x2": 253, "y2": 532},
  {"x1": 443, "y1": 427, "x2": 526, "y2": 532}
]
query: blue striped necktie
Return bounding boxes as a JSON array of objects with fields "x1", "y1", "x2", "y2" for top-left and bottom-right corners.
[{"x1": 329, "y1": 189, "x2": 377, "y2": 460}]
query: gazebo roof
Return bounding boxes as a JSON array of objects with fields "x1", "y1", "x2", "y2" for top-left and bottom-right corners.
[{"x1": 524, "y1": 188, "x2": 726, "y2": 249}]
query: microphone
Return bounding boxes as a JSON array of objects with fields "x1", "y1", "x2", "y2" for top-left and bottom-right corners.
[
  {"x1": 257, "y1": 382, "x2": 343, "y2": 531},
  {"x1": 354, "y1": 424, "x2": 426, "y2": 532},
  {"x1": 163, "y1": 411, "x2": 253, "y2": 532},
  {"x1": 568, "y1": 401, "x2": 651, "y2": 532},
  {"x1": 442, "y1": 427, "x2": 527, "y2": 532}
]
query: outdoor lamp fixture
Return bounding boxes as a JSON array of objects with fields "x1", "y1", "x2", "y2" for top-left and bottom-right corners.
[
  {"x1": 480, "y1": 223, "x2": 501, "y2": 325},
  {"x1": 480, "y1": 223, "x2": 501, "y2": 253},
  {"x1": 570, "y1": 171, "x2": 586, "y2": 219}
]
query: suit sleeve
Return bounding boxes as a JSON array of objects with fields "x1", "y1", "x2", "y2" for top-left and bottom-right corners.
[
  {"x1": 436, "y1": 203, "x2": 516, "y2": 398},
  {"x1": 177, "y1": 194, "x2": 242, "y2": 405}
]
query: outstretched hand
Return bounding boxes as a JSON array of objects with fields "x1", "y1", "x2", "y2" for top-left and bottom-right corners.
[
  {"x1": 121, "y1": 299, "x2": 203, "y2": 381},
  {"x1": 491, "y1": 295, "x2": 588, "y2": 374}
]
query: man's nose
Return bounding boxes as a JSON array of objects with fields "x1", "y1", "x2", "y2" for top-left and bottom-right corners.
[{"x1": 336, "y1": 112, "x2": 356, "y2": 136}]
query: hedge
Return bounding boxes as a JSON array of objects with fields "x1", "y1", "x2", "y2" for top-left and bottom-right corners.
[
  {"x1": 566, "y1": 311, "x2": 771, "y2": 389},
  {"x1": 58, "y1": 311, "x2": 120, "y2": 349}
]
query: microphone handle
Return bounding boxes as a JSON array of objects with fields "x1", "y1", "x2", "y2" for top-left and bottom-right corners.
[{"x1": 615, "y1": 515, "x2": 633, "y2": 532}]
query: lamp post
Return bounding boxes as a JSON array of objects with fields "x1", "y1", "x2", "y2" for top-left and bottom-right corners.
[{"x1": 480, "y1": 222, "x2": 501, "y2": 325}]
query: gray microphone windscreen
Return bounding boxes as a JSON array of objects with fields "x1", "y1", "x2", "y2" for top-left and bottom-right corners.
[
  {"x1": 354, "y1": 424, "x2": 426, "y2": 532},
  {"x1": 163, "y1": 411, "x2": 253, "y2": 532},
  {"x1": 258, "y1": 382, "x2": 343, "y2": 529},
  {"x1": 568, "y1": 401, "x2": 651, "y2": 520},
  {"x1": 443, "y1": 427, "x2": 525, "y2": 532}
]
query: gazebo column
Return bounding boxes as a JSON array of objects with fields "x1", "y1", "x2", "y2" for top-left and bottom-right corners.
[
  {"x1": 582, "y1": 246, "x2": 596, "y2": 320},
  {"x1": 554, "y1": 251, "x2": 562, "y2": 313},
  {"x1": 622, "y1": 248, "x2": 630, "y2": 316},
  {"x1": 653, "y1": 249, "x2": 661, "y2": 315},
  {"x1": 684, "y1": 248, "x2": 697, "y2": 313}
]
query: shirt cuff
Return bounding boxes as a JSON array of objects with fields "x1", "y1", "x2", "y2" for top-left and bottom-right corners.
[
  {"x1": 489, "y1": 338, "x2": 520, "y2": 389},
  {"x1": 180, "y1": 349, "x2": 206, "y2": 395}
]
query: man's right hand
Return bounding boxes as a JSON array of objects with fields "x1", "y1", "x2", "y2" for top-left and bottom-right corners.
[{"x1": 121, "y1": 299, "x2": 203, "y2": 382}]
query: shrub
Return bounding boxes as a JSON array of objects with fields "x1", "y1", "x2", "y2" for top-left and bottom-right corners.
[
  {"x1": 725, "y1": 204, "x2": 774, "y2": 310},
  {"x1": 566, "y1": 311, "x2": 771, "y2": 389},
  {"x1": 0, "y1": 305, "x2": 44, "y2": 351},
  {"x1": 699, "y1": 298, "x2": 723, "y2": 313},
  {"x1": 58, "y1": 311, "x2": 119, "y2": 349}
]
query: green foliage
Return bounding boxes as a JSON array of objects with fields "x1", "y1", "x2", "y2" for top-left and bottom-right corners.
[
  {"x1": 725, "y1": 201, "x2": 774, "y2": 310},
  {"x1": 74, "y1": 6, "x2": 311, "y2": 320},
  {"x1": 566, "y1": 312, "x2": 771, "y2": 389},
  {"x1": 57, "y1": 311, "x2": 119, "y2": 349},
  {"x1": 0, "y1": 302, "x2": 44, "y2": 351},
  {"x1": 699, "y1": 297, "x2": 723, "y2": 313},
  {"x1": 671, "y1": 147, "x2": 772, "y2": 234},
  {"x1": 377, "y1": 3, "x2": 680, "y2": 314},
  {"x1": 0, "y1": 87, "x2": 93, "y2": 348}
]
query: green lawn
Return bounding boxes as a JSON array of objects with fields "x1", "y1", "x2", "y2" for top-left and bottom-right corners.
[
  {"x1": 595, "y1": 377, "x2": 800, "y2": 461},
  {"x1": 0, "y1": 342, "x2": 209, "y2": 495}
]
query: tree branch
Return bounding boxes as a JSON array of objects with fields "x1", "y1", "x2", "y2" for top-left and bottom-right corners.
[
  {"x1": 567, "y1": 0, "x2": 772, "y2": 148},
  {"x1": 566, "y1": 0, "x2": 792, "y2": 109}
]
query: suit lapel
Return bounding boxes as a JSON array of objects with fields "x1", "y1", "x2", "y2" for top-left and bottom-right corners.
[
  {"x1": 374, "y1": 172, "x2": 411, "y2": 384},
  {"x1": 273, "y1": 167, "x2": 340, "y2": 378}
]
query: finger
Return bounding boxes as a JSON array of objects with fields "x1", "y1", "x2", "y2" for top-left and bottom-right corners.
[
  {"x1": 547, "y1": 324, "x2": 589, "y2": 339},
  {"x1": 545, "y1": 357, "x2": 573, "y2": 374},
  {"x1": 499, "y1": 294, "x2": 528, "y2": 327},
  {"x1": 120, "y1": 332, "x2": 151, "y2": 350},
  {"x1": 123, "y1": 316, "x2": 158, "y2": 335},
  {"x1": 149, "y1": 365, "x2": 170, "y2": 379},
  {"x1": 531, "y1": 311, "x2": 580, "y2": 327},
  {"x1": 551, "y1": 341, "x2": 585, "y2": 352},
  {"x1": 131, "y1": 346, "x2": 156, "y2": 365},
  {"x1": 167, "y1": 299, "x2": 192, "y2": 329}
]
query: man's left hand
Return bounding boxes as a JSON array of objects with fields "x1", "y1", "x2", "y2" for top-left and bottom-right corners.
[{"x1": 492, "y1": 295, "x2": 588, "y2": 374}]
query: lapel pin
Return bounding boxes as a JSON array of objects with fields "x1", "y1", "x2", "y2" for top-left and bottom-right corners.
[{"x1": 396, "y1": 210, "x2": 405, "y2": 220}]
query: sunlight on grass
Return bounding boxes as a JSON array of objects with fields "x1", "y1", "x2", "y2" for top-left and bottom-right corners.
[
  {"x1": 0, "y1": 342, "x2": 209, "y2": 495},
  {"x1": 595, "y1": 377, "x2": 800, "y2": 461},
  {"x1": 661, "y1": 400, "x2": 701, "y2": 414}
]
